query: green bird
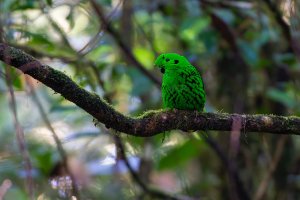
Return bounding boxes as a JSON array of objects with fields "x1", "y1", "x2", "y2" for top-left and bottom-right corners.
[{"x1": 155, "y1": 53, "x2": 206, "y2": 111}]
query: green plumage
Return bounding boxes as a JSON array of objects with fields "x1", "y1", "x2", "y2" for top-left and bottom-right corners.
[{"x1": 155, "y1": 53, "x2": 206, "y2": 111}]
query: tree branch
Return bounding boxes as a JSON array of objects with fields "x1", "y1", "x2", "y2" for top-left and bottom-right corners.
[
  {"x1": 26, "y1": 78, "x2": 80, "y2": 199},
  {"x1": 89, "y1": 0, "x2": 161, "y2": 86},
  {"x1": 0, "y1": 43, "x2": 299, "y2": 136},
  {"x1": 254, "y1": 135, "x2": 289, "y2": 200},
  {"x1": 114, "y1": 136, "x2": 193, "y2": 200},
  {"x1": 264, "y1": 0, "x2": 300, "y2": 58}
]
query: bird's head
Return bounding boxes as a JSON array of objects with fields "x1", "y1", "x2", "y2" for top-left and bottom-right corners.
[{"x1": 154, "y1": 53, "x2": 189, "y2": 74}]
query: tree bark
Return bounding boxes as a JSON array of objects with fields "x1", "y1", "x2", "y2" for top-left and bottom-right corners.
[{"x1": 0, "y1": 43, "x2": 299, "y2": 136}]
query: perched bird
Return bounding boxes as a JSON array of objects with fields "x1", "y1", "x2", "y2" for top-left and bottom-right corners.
[{"x1": 155, "y1": 53, "x2": 206, "y2": 111}]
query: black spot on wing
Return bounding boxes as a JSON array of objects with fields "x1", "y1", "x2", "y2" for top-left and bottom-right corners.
[{"x1": 174, "y1": 60, "x2": 179, "y2": 64}]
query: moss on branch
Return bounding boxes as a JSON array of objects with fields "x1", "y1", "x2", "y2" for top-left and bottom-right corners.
[{"x1": 0, "y1": 43, "x2": 299, "y2": 136}]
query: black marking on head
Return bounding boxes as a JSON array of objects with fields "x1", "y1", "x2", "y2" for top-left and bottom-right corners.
[
  {"x1": 160, "y1": 68, "x2": 165, "y2": 74},
  {"x1": 166, "y1": 58, "x2": 170, "y2": 62},
  {"x1": 174, "y1": 60, "x2": 179, "y2": 64}
]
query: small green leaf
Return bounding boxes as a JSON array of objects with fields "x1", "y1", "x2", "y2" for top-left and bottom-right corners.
[
  {"x1": 198, "y1": 29, "x2": 218, "y2": 54},
  {"x1": 238, "y1": 40, "x2": 258, "y2": 66},
  {"x1": 158, "y1": 139, "x2": 203, "y2": 170},
  {"x1": 180, "y1": 16, "x2": 210, "y2": 41},
  {"x1": 213, "y1": 9, "x2": 236, "y2": 25},
  {"x1": 133, "y1": 47, "x2": 155, "y2": 69},
  {"x1": 267, "y1": 88, "x2": 296, "y2": 108},
  {"x1": 128, "y1": 68, "x2": 152, "y2": 96},
  {"x1": 46, "y1": 0, "x2": 53, "y2": 6}
]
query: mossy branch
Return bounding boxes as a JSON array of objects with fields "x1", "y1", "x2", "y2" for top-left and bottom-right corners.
[{"x1": 0, "y1": 43, "x2": 299, "y2": 136}]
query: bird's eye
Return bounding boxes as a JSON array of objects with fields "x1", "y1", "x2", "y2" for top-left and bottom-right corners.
[
  {"x1": 174, "y1": 60, "x2": 179, "y2": 64},
  {"x1": 160, "y1": 68, "x2": 165, "y2": 74}
]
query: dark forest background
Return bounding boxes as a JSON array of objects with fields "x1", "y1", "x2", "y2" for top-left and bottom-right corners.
[{"x1": 0, "y1": 0, "x2": 300, "y2": 199}]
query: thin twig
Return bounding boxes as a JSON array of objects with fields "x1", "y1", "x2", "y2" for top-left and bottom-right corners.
[
  {"x1": 200, "y1": 0, "x2": 254, "y2": 9},
  {"x1": 79, "y1": 0, "x2": 124, "y2": 55},
  {"x1": 4, "y1": 66, "x2": 34, "y2": 199},
  {"x1": 38, "y1": 1, "x2": 74, "y2": 50},
  {"x1": 204, "y1": 135, "x2": 250, "y2": 200},
  {"x1": 197, "y1": 4, "x2": 251, "y2": 198},
  {"x1": 133, "y1": 16, "x2": 158, "y2": 56},
  {"x1": 89, "y1": 0, "x2": 161, "y2": 86},
  {"x1": 264, "y1": 0, "x2": 300, "y2": 58},
  {"x1": 114, "y1": 136, "x2": 196, "y2": 200},
  {"x1": 253, "y1": 135, "x2": 289, "y2": 200},
  {"x1": 10, "y1": 43, "x2": 105, "y2": 88},
  {"x1": 25, "y1": 77, "x2": 81, "y2": 199}
]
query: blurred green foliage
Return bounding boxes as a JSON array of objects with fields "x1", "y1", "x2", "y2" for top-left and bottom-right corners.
[{"x1": 0, "y1": 0, "x2": 300, "y2": 199}]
